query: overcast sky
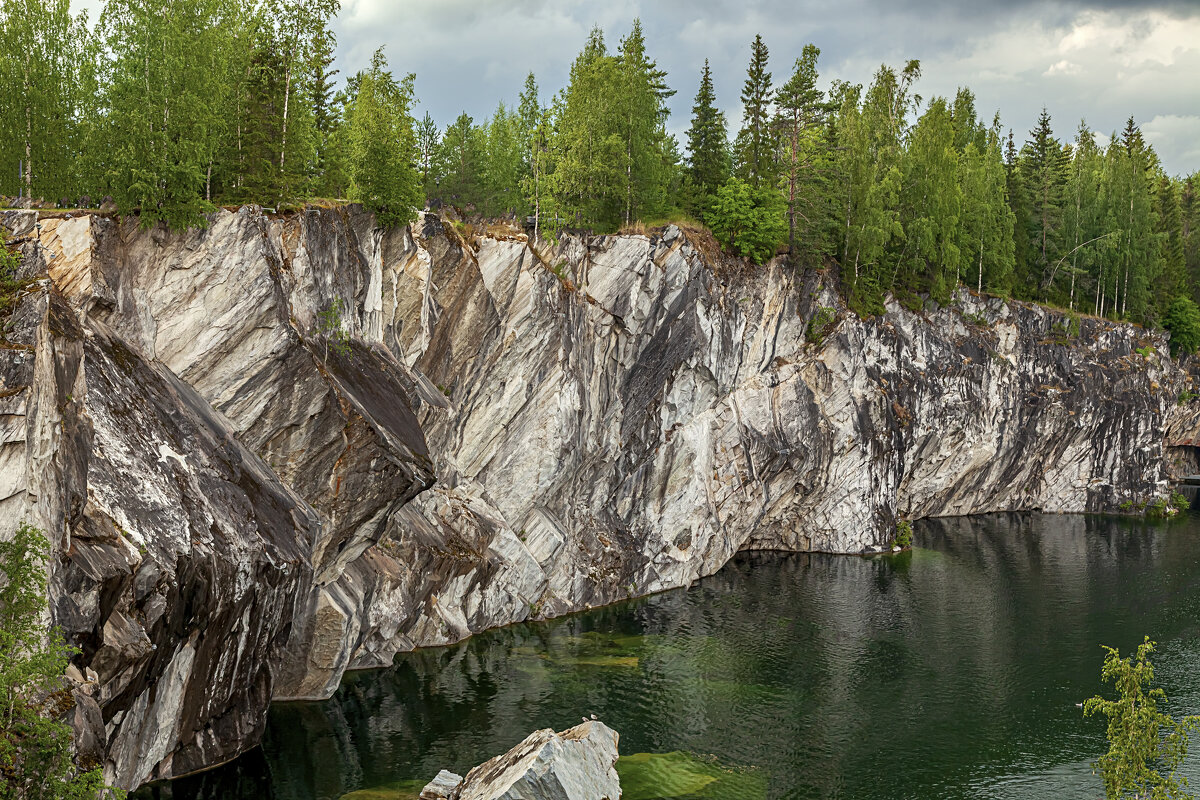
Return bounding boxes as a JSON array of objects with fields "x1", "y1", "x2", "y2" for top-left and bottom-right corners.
[{"x1": 73, "y1": 0, "x2": 1200, "y2": 176}]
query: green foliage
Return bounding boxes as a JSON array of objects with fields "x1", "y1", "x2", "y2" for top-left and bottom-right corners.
[
  {"x1": 806, "y1": 306, "x2": 837, "y2": 345},
  {"x1": 733, "y1": 34, "x2": 775, "y2": 190},
  {"x1": 1164, "y1": 296, "x2": 1200, "y2": 358},
  {"x1": 707, "y1": 176, "x2": 785, "y2": 265},
  {"x1": 345, "y1": 48, "x2": 420, "y2": 228},
  {"x1": 1083, "y1": 637, "x2": 1199, "y2": 799},
  {"x1": 0, "y1": 522, "x2": 123, "y2": 799},
  {"x1": 683, "y1": 59, "x2": 729, "y2": 219},
  {"x1": 1136, "y1": 345, "x2": 1156, "y2": 359},
  {"x1": 892, "y1": 519, "x2": 914, "y2": 549},
  {"x1": 316, "y1": 298, "x2": 351, "y2": 361},
  {"x1": 1179, "y1": 388, "x2": 1198, "y2": 405}
]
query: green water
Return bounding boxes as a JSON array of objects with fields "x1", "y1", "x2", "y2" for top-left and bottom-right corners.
[{"x1": 142, "y1": 512, "x2": 1200, "y2": 799}]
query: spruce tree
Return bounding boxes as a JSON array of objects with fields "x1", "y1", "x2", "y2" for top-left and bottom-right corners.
[
  {"x1": 684, "y1": 59, "x2": 728, "y2": 218},
  {"x1": 417, "y1": 111, "x2": 439, "y2": 201},
  {"x1": 438, "y1": 112, "x2": 486, "y2": 210},
  {"x1": 345, "y1": 47, "x2": 420, "y2": 227},
  {"x1": 1020, "y1": 109, "x2": 1067, "y2": 291},
  {"x1": 735, "y1": 34, "x2": 774, "y2": 189}
]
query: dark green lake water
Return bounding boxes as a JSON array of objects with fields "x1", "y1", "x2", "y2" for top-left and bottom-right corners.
[{"x1": 142, "y1": 511, "x2": 1200, "y2": 800}]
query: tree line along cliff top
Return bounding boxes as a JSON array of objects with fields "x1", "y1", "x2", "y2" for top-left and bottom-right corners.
[{"x1": 1, "y1": 2, "x2": 1197, "y2": 346}]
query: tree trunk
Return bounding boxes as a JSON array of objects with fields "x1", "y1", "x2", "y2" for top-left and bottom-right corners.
[{"x1": 280, "y1": 66, "x2": 292, "y2": 175}]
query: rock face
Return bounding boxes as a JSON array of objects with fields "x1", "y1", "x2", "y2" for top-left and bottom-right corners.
[
  {"x1": 1, "y1": 204, "x2": 1196, "y2": 790},
  {"x1": 419, "y1": 721, "x2": 621, "y2": 800}
]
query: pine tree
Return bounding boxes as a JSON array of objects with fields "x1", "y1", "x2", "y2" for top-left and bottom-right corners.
[
  {"x1": 345, "y1": 47, "x2": 420, "y2": 228},
  {"x1": 437, "y1": 112, "x2": 485, "y2": 210},
  {"x1": 735, "y1": 34, "x2": 774, "y2": 189},
  {"x1": 309, "y1": 24, "x2": 339, "y2": 196},
  {"x1": 774, "y1": 43, "x2": 831, "y2": 266},
  {"x1": 1184, "y1": 174, "x2": 1200, "y2": 306},
  {"x1": 615, "y1": 19, "x2": 675, "y2": 225},
  {"x1": 553, "y1": 26, "x2": 623, "y2": 228},
  {"x1": 1156, "y1": 174, "x2": 1186, "y2": 308},
  {"x1": 684, "y1": 59, "x2": 728, "y2": 218},
  {"x1": 1004, "y1": 129, "x2": 1034, "y2": 295}
]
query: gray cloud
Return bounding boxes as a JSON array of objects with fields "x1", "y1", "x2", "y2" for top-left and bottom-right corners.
[
  {"x1": 70, "y1": 0, "x2": 1200, "y2": 175},
  {"x1": 338, "y1": 0, "x2": 1200, "y2": 175}
]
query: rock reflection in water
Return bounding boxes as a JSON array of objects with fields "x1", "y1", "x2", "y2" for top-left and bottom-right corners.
[{"x1": 143, "y1": 512, "x2": 1200, "y2": 800}]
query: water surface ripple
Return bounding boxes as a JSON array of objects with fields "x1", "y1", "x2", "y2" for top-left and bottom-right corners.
[{"x1": 144, "y1": 512, "x2": 1200, "y2": 799}]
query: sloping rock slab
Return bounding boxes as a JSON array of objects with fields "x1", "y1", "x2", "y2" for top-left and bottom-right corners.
[{"x1": 423, "y1": 720, "x2": 620, "y2": 800}]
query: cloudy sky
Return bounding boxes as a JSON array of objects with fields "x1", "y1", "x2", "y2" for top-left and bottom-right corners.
[{"x1": 73, "y1": 0, "x2": 1200, "y2": 176}]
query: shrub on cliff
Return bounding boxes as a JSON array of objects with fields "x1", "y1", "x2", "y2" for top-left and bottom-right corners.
[
  {"x1": 0, "y1": 522, "x2": 122, "y2": 800},
  {"x1": 1083, "y1": 637, "x2": 1199, "y2": 800},
  {"x1": 1164, "y1": 296, "x2": 1200, "y2": 358},
  {"x1": 707, "y1": 176, "x2": 786, "y2": 265}
]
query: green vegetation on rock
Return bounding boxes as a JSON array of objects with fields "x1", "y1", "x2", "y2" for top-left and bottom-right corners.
[{"x1": 0, "y1": 522, "x2": 124, "y2": 800}]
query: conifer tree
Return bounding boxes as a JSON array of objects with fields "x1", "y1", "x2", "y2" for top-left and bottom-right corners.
[
  {"x1": 1004, "y1": 130, "x2": 1034, "y2": 295},
  {"x1": 438, "y1": 112, "x2": 486, "y2": 210},
  {"x1": 1020, "y1": 109, "x2": 1068, "y2": 291},
  {"x1": 774, "y1": 43, "x2": 831, "y2": 265},
  {"x1": 615, "y1": 19, "x2": 674, "y2": 225},
  {"x1": 1183, "y1": 174, "x2": 1200, "y2": 306},
  {"x1": 482, "y1": 103, "x2": 522, "y2": 216},
  {"x1": 1060, "y1": 122, "x2": 1105, "y2": 311},
  {"x1": 735, "y1": 34, "x2": 775, "y2": 189},
  {"x1": 684, "y1": 59, "x2": 728, "y2": 218},
  {"x1": 417, "y1": 111, "x2": 439, "y2": 201},
  {"x1": 345, "y1": 47, "x2": 420, "y2": 227},
  {"x1": 553, "y1": 26, "x2": 622, "y2": 228}
]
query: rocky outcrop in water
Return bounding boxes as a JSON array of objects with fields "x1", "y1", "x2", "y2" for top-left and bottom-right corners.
[
  {"x1": 418, "y1": 721, "x2": 621, "y2": 800},
  {"x1": 0, "y1": 204, "x2": 1194, "y2": 789}
]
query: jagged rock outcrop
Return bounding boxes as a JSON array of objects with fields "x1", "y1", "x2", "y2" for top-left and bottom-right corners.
[
  {"x1": 1, "y1": 204, "x2": 1195, "y2": 790},
  {"x1": 418, "y1": 721, "x2": 621, "y2": 800}
]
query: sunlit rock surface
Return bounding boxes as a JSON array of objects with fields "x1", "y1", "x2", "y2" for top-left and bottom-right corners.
[
  {"x1": 418, "y1": 721, "x2": 621, "y2": 800},
  {"x1": 1, "y1": 205, "x2": 1194, "y2": 789}
]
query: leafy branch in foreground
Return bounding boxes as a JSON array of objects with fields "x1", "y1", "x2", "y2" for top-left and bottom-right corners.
[
  {"x1": 1084, "y1": 636, "x2": 1199, "y2": 800},
  {"x1": 0, "y1": 521, "x2": 124, "y2": 799}
]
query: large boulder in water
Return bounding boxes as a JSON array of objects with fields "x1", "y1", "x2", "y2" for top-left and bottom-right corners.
[{"x1": 420, "y1": 720, "x2": 621, "y2": 800}]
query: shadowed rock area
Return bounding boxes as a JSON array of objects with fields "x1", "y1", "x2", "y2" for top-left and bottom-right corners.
[{"x1": 1, "y1": 204, "x2": 1198, "y2": 790}]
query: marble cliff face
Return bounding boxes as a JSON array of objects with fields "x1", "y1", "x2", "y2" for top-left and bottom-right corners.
[{"x1": 0, "y1": 205, "x2": 1194, "y2": 789}]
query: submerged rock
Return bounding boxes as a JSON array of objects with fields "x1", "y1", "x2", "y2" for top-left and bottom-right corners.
[{"x1": 420, "y1": 721, "x2": 621, "y2": 800}]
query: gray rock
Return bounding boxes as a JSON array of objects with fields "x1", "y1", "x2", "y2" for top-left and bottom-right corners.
[
  {"x1": 448, "y1": 721, "x2": 620, "y2": 800},
  {"x1": 420, "y1": 769, "x2": 464, "y2": 799},
  {"x1": 5, "y1": 204, "x2": 1198, "y2": 790}
]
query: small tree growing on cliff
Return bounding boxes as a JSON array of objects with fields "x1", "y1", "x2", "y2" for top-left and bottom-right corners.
[
  {"x1": 1084, "y1": 637, "x2": 1199, "y2": 800},
  {"x1": 0, "y1": 522, "x2": 121, "y2": 799}
]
